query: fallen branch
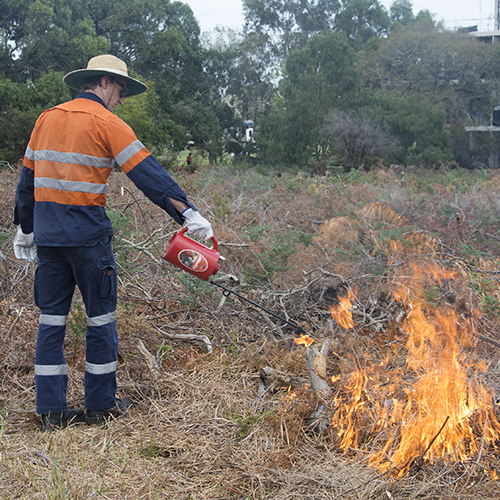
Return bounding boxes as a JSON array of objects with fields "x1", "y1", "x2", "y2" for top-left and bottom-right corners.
[
  {"x1": 218, "y1": 242, "x2": 250, "y2": 248},
  {"x1": 474, "y1": 332, "x2": 500, "y2": 349},
  {"x1": 156, "y1": 326, "x2": 213, "y2": 354},
  {"x1": 5, "y1": 307, "x2": 24, "y2": 341},
  {"x1": 305, "y1": 338, "x2": 332, "y2": 397},
  {"x1": 122, "y1": 238, "x2": 160, "y2": 263},
  {"x1": 258, "y1": 366, "x2": 307, "y2": 395},
  {"x1": 137, "y1": 339, "x2": 161, "y2": 375}
]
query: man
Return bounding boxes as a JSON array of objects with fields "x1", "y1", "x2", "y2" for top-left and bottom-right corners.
[{"x1": 13, "y1": 54, "x2": 213, "y2": 431}]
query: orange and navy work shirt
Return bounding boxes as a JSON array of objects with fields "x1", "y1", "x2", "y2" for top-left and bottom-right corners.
[{"x1": 14, "y1": 93, "x2": 193, "y2": 246}]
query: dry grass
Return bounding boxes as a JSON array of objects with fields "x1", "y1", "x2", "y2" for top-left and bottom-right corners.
[{"x1": 1, "y1": 164, "x2": 500, "y2": 498}]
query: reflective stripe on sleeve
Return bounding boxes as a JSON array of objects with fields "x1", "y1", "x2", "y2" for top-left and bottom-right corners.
[
  {"x1": 39, "y1": 314, "x2": 68, "y2": 326},
  {"x1": 25, "y1": 146, "x2": 35, "y2": 161},
  {"x1": 35, "y1": 364, "x2": 68, "y2": 376},
  {"x1": 86, "y1": 310, "x2": 117, "y2": 328},
  {"x1": 115, "y1": 140, "x2": 145, "y2": 166},
  {"x1": 35, "y1": 178, "x2": 108, "y2": 195},
  {"x1": 85, "y1": 360, "x2": 117, "y2": 375}
]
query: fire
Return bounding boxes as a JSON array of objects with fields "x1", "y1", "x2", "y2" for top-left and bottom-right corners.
[
  {"x1": 294, "y1": 333, "x2": 315, "y2": 347},
  {"x1": 328, "y1": 263, "x2": 500, "y2": 476},
  {"x1": 330, "y1": 288, "x2": 356, "y2": 330}
]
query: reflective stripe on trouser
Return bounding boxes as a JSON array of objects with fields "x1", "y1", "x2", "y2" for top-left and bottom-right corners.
[{"x1": 34, "y1": 236, "x2": 118, "y2": 414}]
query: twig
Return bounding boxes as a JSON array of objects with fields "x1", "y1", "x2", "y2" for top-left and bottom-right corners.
[
  {"x1": 218, "y1": 242, "x2": 250, "y2": 248},
  {"x1": 120, "y1": 186, "x2": 153, "y2": 239},
  {"x1": 272, "y1": 274, "x2": 326, "y2": 298},
  {"x1": 406, "y1": 416, "x2": 450, "y2": 473},
  {"x1": 202, "y1": 307, "x2": 238, "y2": 347},
  {"x1": 116, "y1": 261, "x2": 153, "y2": 299},
  {"x1": 5, "y1": 307, "x2": 24, "y2": 341},
  {"x1": 32, "y1": 450, "x2": 69, "y2": 472},
  {"x1": 474, "y1": 332, "x2": 500, "y2": 349},
  {"x1": 336, "y1": 173, "x2": 356, "y2": 205},
  {"x1": 4, "y1": 371, "x2": 30, "y2": 392},
  {"x1": 476, "y1": 412, "x2": 488, "y2": 465},
  {"x1": 0, "y1": 160, "x2": 15, "y2": 172},
  {"x1": 137, "y1": 339, "x2": 161, "y2": 374},
  {"x1": 153, "y1": 308, "x2": 192, "y2": 319},
  {"x1": 122, "y1": 238, "x2": 161, "y2": 263},
  {"x1": 129, "y1": 226, "x2": 171, "y2": 247}
]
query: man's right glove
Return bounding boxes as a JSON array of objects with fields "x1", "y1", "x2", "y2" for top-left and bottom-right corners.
[
  {"x1": 13, "y1": 226, "x2": 36, "y2": 260},
  {"x1": 182, "y1": 208, "x2": 213, "y2": 240}
]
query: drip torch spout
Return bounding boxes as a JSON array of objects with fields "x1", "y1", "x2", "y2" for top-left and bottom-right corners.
[{"x1": 210, "y1": 281, "x2": 315, "y2": 339}]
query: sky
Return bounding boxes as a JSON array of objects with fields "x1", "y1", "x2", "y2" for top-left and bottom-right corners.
[{"x1": 182, "y1": 0, "x2": 498, "y2": 34}]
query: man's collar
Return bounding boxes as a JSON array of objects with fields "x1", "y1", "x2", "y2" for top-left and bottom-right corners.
[{"x1": 75, "y1": 91, "x2": 106, "y2": 108}]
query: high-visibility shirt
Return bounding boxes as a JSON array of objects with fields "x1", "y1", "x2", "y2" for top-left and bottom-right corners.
[{"x1": 14, "y1": 93, "x2": 194, "y2": 246}]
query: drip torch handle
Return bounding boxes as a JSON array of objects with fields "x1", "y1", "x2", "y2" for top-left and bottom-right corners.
[{"x1": 179, "y1": 226, "x2": 218, "y2": 252}]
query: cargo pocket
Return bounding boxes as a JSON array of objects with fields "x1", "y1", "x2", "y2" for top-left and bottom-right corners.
[
  {"x1": 99, "y1": 265, "x2": 116, "y2": 299},
  {"x1": 34, "y1": 267, "x2": 40, "y2": 308}
]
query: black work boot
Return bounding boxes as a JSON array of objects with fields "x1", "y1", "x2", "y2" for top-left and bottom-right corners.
[
  {"x1": 40, "y1": 409, "x2": 86, "y2": 432},
  {"x1": 86, "y1": 397, "x2": 134, "y2": 425}
]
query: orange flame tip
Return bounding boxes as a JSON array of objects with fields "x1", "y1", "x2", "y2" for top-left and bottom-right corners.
[{"x1": 293, "y1": 334, "x2": 315, "y2": 347}]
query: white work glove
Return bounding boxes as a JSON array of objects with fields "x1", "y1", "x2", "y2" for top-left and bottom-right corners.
[
  {"x1": 182, "y1": 208, "x2": 213, "y2": 240},
  {"x1": 13, "y1": 226, "x2": 36, "y2": 261}
]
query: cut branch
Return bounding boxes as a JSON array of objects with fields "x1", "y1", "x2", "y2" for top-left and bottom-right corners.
[
  {"x1": 305, "y1": 338, "x2": 332, "y2": 397},
  {"x1": 156, "y1": 326, "x2": 213, "y2": 354}
]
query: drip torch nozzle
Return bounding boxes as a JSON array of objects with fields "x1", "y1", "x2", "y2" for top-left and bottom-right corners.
[{"x1": 210, "y1": 281, "x2": 316, "y2": 340}]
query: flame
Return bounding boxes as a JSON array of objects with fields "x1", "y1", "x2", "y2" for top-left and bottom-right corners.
[
  {"x1": 294, "y1": 333, "x2": 315, "y2": 347},
  {"x1": 330, "y1": 288, "x2": 356, "y2": 330},
  {"x1": 329, "y1": 262, "x2": 500, "y2": 476},
  {"x1": 487, "y1": 469, "x2": 499, "y2": 480}
]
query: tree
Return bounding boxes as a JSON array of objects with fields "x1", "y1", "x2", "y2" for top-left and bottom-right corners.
[
  {"x1": 259, "y1": 31, "x2": 358, "y2": 165},
  {"x1": 358, "y1": 17, "x2": 500, "y2": 166},
  {"x1": 323, "y1": 109, "x2": 398, "y2": 168},
  {"x1": 0, "y1": 0, "x2": 30, "y2": 57},
  {"x1": 11, "y1": 0, "x2": 109, "y2": 79},
  {"x1": 334, "y1": 0, "x2": 391, "y2": 50},
  {"x1": 362, "y1": 90, "x2": 451, "y2": 166},
  {"x1": 0, "y1": 71, "x2": 71, "y2": 163},
  {"x1": 0, "y1": 1, "x2": 235, "y2": 163},
  {"x1": 204, "y1": 29, "x2": 276, "y2": 124},
  {"x1": 243, "y1": 0, "x2": 341, "y2": 61},
  {"x1": 115, "y1": 81, "x2": 187, "y2": 153},
  {"x1": 389, "y1": 0, "x2": 415, "y2": 26}
]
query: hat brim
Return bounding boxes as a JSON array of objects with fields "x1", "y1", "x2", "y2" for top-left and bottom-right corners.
[{"x1": 63, "y1": 69, "x2": 148, "y2": 97}]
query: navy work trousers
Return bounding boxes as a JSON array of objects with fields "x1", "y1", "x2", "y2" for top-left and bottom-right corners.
[{"x1": 34, "y1": 236, "x2": 118, "y2": 414}]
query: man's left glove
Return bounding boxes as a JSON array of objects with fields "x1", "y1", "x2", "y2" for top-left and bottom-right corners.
[
  {"x1": 13, "y1": 226, "x2": 36, "y2": 260},
  {"x1": 182, "y1": 208, "x2": 213, "y2": 240}
]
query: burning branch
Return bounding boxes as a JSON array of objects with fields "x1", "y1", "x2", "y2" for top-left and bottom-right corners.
[
  {"x1": 405, "y1": 416, "x2": 450, "y2": 474},
  {"x1": 305, "y1": 338, "x2": 332, "y2": 397},
  {"x1": 329, "y1": 286, "x2": 356, "y2": 330}
]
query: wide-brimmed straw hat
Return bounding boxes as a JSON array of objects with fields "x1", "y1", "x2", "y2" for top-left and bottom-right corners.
[{"x1": 63, "y1": 54, "x2": 148, "y2": 97}]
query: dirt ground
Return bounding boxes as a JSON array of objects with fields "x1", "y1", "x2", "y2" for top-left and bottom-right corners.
[{"x1": 2, "y1": 164, "x2": 500, "y2": 499}]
